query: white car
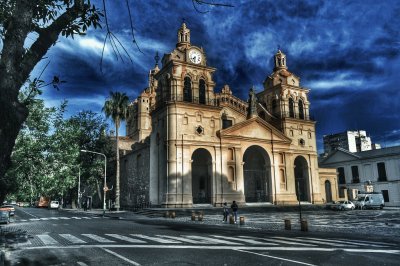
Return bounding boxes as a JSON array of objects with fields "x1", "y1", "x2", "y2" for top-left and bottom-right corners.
[
  {"x1": 332, "y1": 200, "x2": 355, "y2": 211},
  {"x1": 49, "y1": 201, "x2": 59, "y2": 209}
]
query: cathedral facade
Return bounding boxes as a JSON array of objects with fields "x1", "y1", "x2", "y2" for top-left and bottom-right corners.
[{"x1": 121, "y1": 23, "x2": 337, "y2": 208}]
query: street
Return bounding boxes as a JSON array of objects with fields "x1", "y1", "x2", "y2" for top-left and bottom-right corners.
[{"x1": 1, "y1": 206, "x2": 399, "y2": 265}]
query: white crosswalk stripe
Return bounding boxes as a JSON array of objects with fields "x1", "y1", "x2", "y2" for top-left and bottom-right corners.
[
  {"x1": 212, "y1": 235, "x2": 279, "y2": 245},
  {"x1": 59, "y1": 234, "x2": 87, "y2": 244},
  {"x1": 185, "y1": 235, "x2": 244, "y2": 245},
  {"x1": 155, "y1": 235, "x2": 211, "y2": 244},
  {"x1": 105, "y1": 234, "x2": 146, "y2": 243},
  {"x1": 130, "y1": 234, "x2": 181, "y2": 244},
  {"x1": 82, "y1": 234, "x2": 115, "y2": 243},
  {"x1": 297, "y1": 237, "x2": 390, "y2": 248},
  {"x1": 37, "y1": 235, "x2": 58, "y2": 245},
  {"x1": 240, "y1": 236, "x2": 316, "y2": 247},
  {"x1": 272, "y1": 237, "x2": 346, "y2": 247}
]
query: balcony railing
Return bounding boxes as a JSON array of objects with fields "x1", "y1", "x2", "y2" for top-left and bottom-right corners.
[{"x1": 278, "y1": 111, "x2": 315, "y2": 121}]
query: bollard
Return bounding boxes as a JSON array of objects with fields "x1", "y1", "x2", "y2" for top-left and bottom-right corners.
[
  {"x1": 300, "y1": 219, "x2": 308, "y2": 232},
  {"x1": 165, "y1": 211, "x2": 170, "y2": 218},
  {"x1": 284, "y1": 219, "x2": 291, "y2": 230},
  {"x1": 191, "y1": 212, "x2": 196, "y2": 221},
  {"x1": 229, "y1": 215, "x2": 234, "y2": 224},
  {"x1": 239, "y1": 216, "x2": 245, "y2": 225},
  {"x1": 198, "y1": 212, "x2": 203, "y2": 221},
  {"x1": 170, "y1": 211, "x2": 176, "y2": 219}
]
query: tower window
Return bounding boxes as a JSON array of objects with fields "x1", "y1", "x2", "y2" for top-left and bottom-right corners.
[
  {"x1": 299, "y1": 99, "x2": 304, "y2": 119},
  {"x1": 289, "y1": 98, "x2": 295, "y2": 118},
  {"x1": 272, "y1": 99, "x2": 278, "y2": 115},
  {"x1": 199, "y1": 79, "x2": 206, "y2": 104},
  {"x1": 184, "y1": 77, "x2": 192, "y2": 102}
]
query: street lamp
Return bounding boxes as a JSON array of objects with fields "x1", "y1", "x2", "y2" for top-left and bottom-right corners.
[{"x1": 80, "y1": 149, "x2": 107, "y2": 217}]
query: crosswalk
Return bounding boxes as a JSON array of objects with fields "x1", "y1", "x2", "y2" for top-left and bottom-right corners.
[
  {"x1": 14, "y1": 233, "x2": 397, "y2": 249},
  {"x1": 15, "y1": 216, "x2": 102, "y2": 222}
]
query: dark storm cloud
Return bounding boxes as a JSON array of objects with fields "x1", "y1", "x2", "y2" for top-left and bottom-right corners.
[{"x1": 32, "y1": 0, "x2": 400, "y2": 149}]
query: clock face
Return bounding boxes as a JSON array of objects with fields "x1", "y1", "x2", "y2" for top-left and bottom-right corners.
[{"x1": 189, "y1": 50, "x2": 202, "y2": 64}]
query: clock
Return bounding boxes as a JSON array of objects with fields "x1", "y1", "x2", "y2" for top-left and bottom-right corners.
[{"x1": 189, "y1": 50, "x2": 202, "y2": 64}]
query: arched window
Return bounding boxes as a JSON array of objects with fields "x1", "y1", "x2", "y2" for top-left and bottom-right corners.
[
  {"x1": 199, "y1": 79, "x2": 206, "y2": 104},
  {"x1": 299, "y1": 99, "x2": 304, "y2": 119},
  {"x1": 157, "y1": 81, "x2": 163, "y2": 102},
  {"x1": 184, "y1": 77, "x2": 192, "y2": 102},
  {"x1": 289, "y1": 98, "x2": 295, "y2": 118}
]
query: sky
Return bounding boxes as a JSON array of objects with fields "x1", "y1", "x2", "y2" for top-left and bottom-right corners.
[{"x1": 31, "y1": 0, "x2": 400, "y2": 153}]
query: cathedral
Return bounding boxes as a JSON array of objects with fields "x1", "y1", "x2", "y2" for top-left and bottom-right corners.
[{"x1": 120, "y1": 23, "x2": 337, "y2": 208}]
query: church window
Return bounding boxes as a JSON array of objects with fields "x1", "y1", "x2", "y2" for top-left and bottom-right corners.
[
  {"x1": 308, "y1": 132, "x2": 312, "y2": 139},
  {"x1": 221, "y1": 112, "x2": 232, "y2": 129},
  {"x1": 184, "y1": 77, "x2": 192, "y2": 102},
  {"x1": 199, "y1": 79, "x2": 206, "y2": 104},
  {"x1": 299, "y1": 138, "x2": 305, "y2": 146},
  {"x1": 289, "y1": 98, "x2": 295, "y2": 118},
  {"x1": 299, "y1": 99, "x2": 305, "y2": 119},
  {"x1": 196, "y1": 126, "x2": 204, "y2": 135}
]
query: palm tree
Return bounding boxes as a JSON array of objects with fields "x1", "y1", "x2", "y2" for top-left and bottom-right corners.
[{"x1": 102, "y1": 91, "x2": 129, "y2": 211}]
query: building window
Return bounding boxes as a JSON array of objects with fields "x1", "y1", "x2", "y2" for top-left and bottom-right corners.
[
  {"x1": 381, "y1": 190, "x2": 389, "y2": 202},
  {"x1": 298, "y1": 99, "x2": 304, "y2": 119},
  {"x1": 377, "y1": 162, "x2": 387, "y2": 181},
  {"x1": 184, "y1": 77, "x2": 192, "y2": 102},
  {"x1": 337, "y1": 167, "x2": 346, "y2": 184},
  {"x1": 199, "y1": 79, "x2": 206, "y2": 104},
  {"x1": 289, "y1": 98, "x2": 295, "y2": 118},
  {"x1": 272, "y1": 99, "x2": 278, "y2": 115},
  {"x1": 221, "y1": 113, "x2": 232, "y2": 129},
  {"x1": 351, "y1": 166, "x2": 360, "y2": 183}
]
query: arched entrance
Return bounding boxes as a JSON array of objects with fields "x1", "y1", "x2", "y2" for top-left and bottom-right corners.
[
  {"x1": 325, "y1": 180, "x2": 332, "y2": 202},
  {"x1": 243, "y1": 145, "x2": 272, "y2": 202},
  {"x1": 191, "y1": 148, "x2": 212, "y2": 204},
  {"x1": 294, "y1": 156, "x2": 310, "y2": 201}
]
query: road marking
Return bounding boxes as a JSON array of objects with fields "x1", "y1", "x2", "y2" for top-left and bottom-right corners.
[
  {"x1": 272, "y1": 237, "x2": 346, "y2": 247},
  {"x1": 71, "y1": 217, "x2": 82, "y2": 220},
  {"x1": 240, "y1": 236, "x2": 316, "y2": 247},
  {"x1": 235, "y1": 249, "x2": 317, "y2": 266},
  {"x1": 77, "y1": 262, "x2": 88, "y2": 266},
  {"x1": 155, "y1": 235, "x2": 211, "y2": 244},
  {"x1": 336, "y1": 238, "x2": 396, "y2": 246},
  {"x1": 297, "y1": 237, "x2": 390, "y2": 248},
  {"x1": 19, "y1": 219, "x2": 28, "y2": 222},
  {"x1": 105, "y1": 234, "x2": 146, "y2": 243},
  {"x1": 212, "y1": 235, "x2": 278, "y2": 245},
  {"x1": 130, "y1": 234, "x2": 181, "y2": 244},
  {"x1": 185, "y1": 235, "x2": 244, "y2": 245},
  {"x1": 59, "y1": 234, "x2": 87, "y2": 244},
  {"x1": 58, "y1": 217, "x2": 71, "y2": 220},
  {"x1": 40, "y1": 218, "x2": 50, "y2": 220},
  {"x1": 37, "y1": 235, "x2": 58, "y2": 245},
  {"x1": 102, "y1": 248, "x2": 141, "y2": 265},
  {"x1": 82, "y1": 217, "x2": 92, "y2": 219},
  {"x1": 29, "y1": 218, "x2": 40, "y2": 221},
  {"x1": 17, "y1": 208, "x2": 39, "y2": 218},
  {"x1": 19, "y1": 245, "x2": 400, "y2": 254},
  {"x1": 81, "y1": 234, "x2": 115, "y2": 243}
]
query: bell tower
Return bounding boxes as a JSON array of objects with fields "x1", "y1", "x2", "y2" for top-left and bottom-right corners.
[
  {"x1": 274, "y1": 49, "x2": 287, "y2": 71},
  {"x1": 176, "y1": 21, "x2": 191, "y2": 49}
]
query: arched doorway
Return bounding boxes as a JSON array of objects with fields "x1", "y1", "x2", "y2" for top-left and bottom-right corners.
[
  {"x1": 325, "y1": 180, "x2": 332, "y2": 203},
  {"x1": 294, "y1": 156, "x2": 310, "y2": 201},
  {"x1": 243, "y1": 145, "x2": 272, "y2": 202},
  {"x1": 192, "y1": 148, "x2": 212, "y2": 204}
]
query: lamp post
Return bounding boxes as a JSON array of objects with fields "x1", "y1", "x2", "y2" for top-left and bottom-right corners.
[{"x1": 80, "y1": 149, "x2": 107, "y2": 217}]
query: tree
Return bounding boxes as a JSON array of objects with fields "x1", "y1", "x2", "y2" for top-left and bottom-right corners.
[{"x1": 102, "y1": 91, "x2": 129, "y2": 211}]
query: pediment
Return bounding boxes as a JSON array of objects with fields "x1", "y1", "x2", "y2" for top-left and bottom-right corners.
[
  {"x1": 320, "y1": 149, "x2": 360, "y2": 165},
  {"x1": 219, "y1": 117, "x2": 291, "y2": 144}
]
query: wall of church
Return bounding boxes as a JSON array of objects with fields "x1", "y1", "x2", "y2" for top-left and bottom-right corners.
[{"x1": 120, "y1": 144, "x2": 150, "y2": 209}]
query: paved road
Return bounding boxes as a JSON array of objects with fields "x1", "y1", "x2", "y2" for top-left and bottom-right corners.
[{"x1": 1, "y1": 207, "x2": 399, "y2": 265}]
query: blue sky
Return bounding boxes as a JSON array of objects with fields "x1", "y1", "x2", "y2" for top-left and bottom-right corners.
[{"x1": 32, "y1": 0, "x2": 400, "y2": 153}]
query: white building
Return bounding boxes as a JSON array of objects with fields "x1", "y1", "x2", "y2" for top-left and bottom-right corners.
[
  {"x1": 323, "y1": 130, "x2": 379, "y2": 154},
  {"x1": 319, "y1": 146, "x2": 400, "y2": 206}
]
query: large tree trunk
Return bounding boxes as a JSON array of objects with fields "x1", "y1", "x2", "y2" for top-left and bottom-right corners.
[{"x1": 115, "y1": 121, "x2": 120, "y2": 210}]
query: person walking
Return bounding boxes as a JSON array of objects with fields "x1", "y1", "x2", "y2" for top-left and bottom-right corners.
[
  {"x1": 231, "y1": 200, "x2": 238, "y2": 223},
  {"x1": 222, "y1": 202, "x2": 229, "y2": 222}
]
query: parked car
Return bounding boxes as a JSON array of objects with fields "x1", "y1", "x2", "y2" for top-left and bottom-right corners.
[
  {"x1": 355, "y1": 193, "x2": 385, "y2": 209},
  {"x1": 325, "y1": 201, "x2": 338, "y2": 210},
  {"x1": 0, "y1": 210, "x2": 10, "y2": 224},
  {"x1": 49, "y1": 201, "x2": 60, "y2": 209},
  {"x1": 0, "y1": 205, "x2": 15, "y2": 216},
  {"x1": 332, "y1": 200, "x2": 355, "y2": 211}
]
